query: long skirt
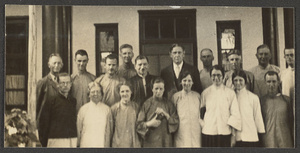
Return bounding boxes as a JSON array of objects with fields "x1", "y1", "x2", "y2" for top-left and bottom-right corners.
[{"x1": 202, "y1": 134, "x2": 231, "y2": 147}]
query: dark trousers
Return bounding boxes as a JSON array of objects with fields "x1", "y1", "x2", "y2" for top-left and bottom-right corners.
[
  {"x1": 234, "y1": 141, "x2": 259, "y2": 147},
  {"x1": 202, "y1": 134, "x2": 231, "y2": 147}
]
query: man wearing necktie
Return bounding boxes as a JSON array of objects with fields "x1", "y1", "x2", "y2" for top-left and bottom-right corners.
[
  {"x1": 161, "y1": 44, "x2": 202, "y2": 100},
  {"x1": 36, "y1": 53, "x2": 63, "y2": 130}
]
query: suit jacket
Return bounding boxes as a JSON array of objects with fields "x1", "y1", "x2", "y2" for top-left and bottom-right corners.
[
  {"x1": 36, "y1": 73, "x2": 59, "y2": 122},
  {"x1": 161, "y1": 62, "x2": 202, "y2": 100},
  {"x1": 130, "y1": 73, "x2": 156, "y2": 108}
]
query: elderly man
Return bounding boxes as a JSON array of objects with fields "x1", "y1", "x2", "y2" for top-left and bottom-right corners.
[
  {"x1": 249, "y1": 44, "x2": 280, "y2": 97},
  {"x1": 130, "y1": 55, "x2": 156, "y2": 108},
  {"x1": 161, "y1": 44, "x2": 202, "y2": 100},
  {"x1": 260, "y1": 71, "x2": 293, "y2": 148},
  {"x1": 199, "y1": 48, "x2": 214, "y2": 90},
  {"x1": 223, "y1": 49, "x2": 256, "y2": 92},
  {"x1": 36, "y1": 53, "x2": 63, "y2": 121},
  {"x1": 95, "y1": 54, "x2": 126, "y2": 107},
  {"x1": 200, "y1": 65, "x2": 241, "y2": 147},
  {"x1": 38, "y1": 73, "x2": 77, "y2": 147},
  {"x1": 118, "y1": 44, "x2": 137, "y2": 80},
  {"x1": 71, "y1": 49, "x2": 96, "y2": 112}
]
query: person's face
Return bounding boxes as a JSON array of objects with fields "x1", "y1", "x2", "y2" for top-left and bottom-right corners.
[
  {"x1": 120, "y1": 48, "x2": 134, "y2": 64},
  {"x1": 89, "y1": 85, "x2": 102, "y2": 103},
  {"x1": 233, "y1": 76, "x2": 246, "y2": 90},
  {"x1": 105, "y1": 58, "x2": 118, "y2": 76},
  {"x1": 284, "y1": 49, "x2": 295, "y2": 66},
  {"x1": 135, "y1": 58, "x2": 149, "y2": 76},
  {"x1": 152, "y1": 82, "x2": 165, "y2": 98},
  {"x1": 228, "y1": 54, "x2": 241, "y2": 70},
  {"x1": 211, "y1": 69, "x2": 223, "y2": 86},
  {"x1": 48, "y1": 56, "x2": 63, "y2": 74},
  {"x1": 75, "y1": 54, "x2": 88, "y2": 71},
  {"x1": 200, "y1": 50, "x2": 214, "y2": 67},
  {"x1": 119, "y1": 85, "x2": 132, "y2": 104},
  {"x1": 58, "y1": 76, "x2": 72, "y2": 94},
  {"x1": 265, "y1": 74, "x2": 279, "y2": 94},
  {"x1": 181, "y1": 74, "x2": 193, "y2": 92},
  {"x1": 256, "y1": 48, "x2": 271, "y2": 66},
  {"x1": 170, "y1": 46, "x2": 185, "y2": 65}
]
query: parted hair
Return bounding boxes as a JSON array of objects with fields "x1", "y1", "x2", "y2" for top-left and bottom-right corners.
[
  {"x1": 88, "y1": 82, "x2": 104, "y2": 96},
  {"x1": 210, "y1": 65, "x2": 225, "y2": 77},
  {"x1": 232, "y1": 70, "x2": 248, "y2": 84}
]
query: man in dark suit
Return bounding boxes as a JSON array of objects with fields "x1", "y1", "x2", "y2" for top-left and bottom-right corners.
[
  {"x1": 130, "y1": 55, "x2": 156, "y2": 108},
  {"x1": 36, "y1": 53, "x2": 63, "y2": 122},
  {"x1": 161, "y1": 44, "x2": 202, "y2": 100}
]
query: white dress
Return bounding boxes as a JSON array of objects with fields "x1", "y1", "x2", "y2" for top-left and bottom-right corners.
[
  {"x1": 77, "y1": 101, "x2": 112, "y2": 147},
  {"x1": 172, "y1": 90, "x2": 202, "y2": 147}
]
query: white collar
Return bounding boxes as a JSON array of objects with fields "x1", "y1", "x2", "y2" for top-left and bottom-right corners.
[{"x1": 173, "y1": 62, "x2": 183, "y2": 70}]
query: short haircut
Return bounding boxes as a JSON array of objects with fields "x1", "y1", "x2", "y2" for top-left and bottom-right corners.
[
  {"x1": 151, "y1": 77, "x2": 165, "y2": 89},
  {"x1": 264, "y1": 71, "x2": 280, "y2": 81},
  {"x1": 210, "y1": 65, "x2": 225, "y2": 77},
  {"x1": 284, "y1": 48, "x2": 295, "y2": 55},
  {"x1": 169, "y1": 43, "x2": 185, "y2": 53},
  {"x1": 48, "y1": 53, "x2": 62, "y2": 62},
  {"x1": 57, "y1": 72, "x2": 71, "y2": 82},
  {"x1": 200, "y1": 48, "x2": 213, "y2": 56},
  {"x1": 180, "y1": 71, "x2": 193, "y2": 83},
  {"x1": 105, "y1": 54, "x2": 119, "y2": 65},
  {"x1": 75, "y1": 49, "x2": 88, "y2": 58},
  {"x1": 120, "y1": 44, "x2": 133, "y2": 52},
  {"x1": 135, "y1": 55, "x2": 149, "y2": 64},
  {"x1": 117, "y1": 82, "x2": 133, "y2": 93},
  {"x1": 256, "y1": 44, "x2": 270, "y2": 53},
  {"x1": 88, "y1": 82, "x2": 104, "y2": 96},
  {"x1": 232, "y1": 70, "x2": 248, "y2": 84}
]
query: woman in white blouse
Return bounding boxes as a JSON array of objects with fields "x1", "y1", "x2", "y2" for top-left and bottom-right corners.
[
  {"x1": 77, "y1": 82, "x2": 113, "y2": 147},
  {"x1": 232, "y1": 70, "x2": 265, "y2": 147},
  {"x1": 172, "y1": 71, "x2": 203, "y2": 147}
]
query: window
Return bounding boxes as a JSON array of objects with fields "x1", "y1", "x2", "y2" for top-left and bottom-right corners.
[
  {"x1": 5, "y1": 17, "x2": 29, "y2": 111},
  {"x1": 95, "y1": 24, "x2": 118, "y2": 76},
  {"x1": 216, "y1": 20, "x2": 241, "y2": 71},
  {"x1": 139, "y1": 9, "x2": 197, "y2": 76}
]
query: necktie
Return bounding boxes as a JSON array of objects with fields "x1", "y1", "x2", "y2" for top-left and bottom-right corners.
[{"x1": 175, "y1": 65, "x2": 180, "y2": 78}]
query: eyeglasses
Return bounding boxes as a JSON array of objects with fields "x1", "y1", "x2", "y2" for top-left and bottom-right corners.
[
  {"x1": 59, "y1": 81, "x2": 71, "y2": 85},
  {"x1": 211, "y1": 74, "x2": 222, "y2": 78}
]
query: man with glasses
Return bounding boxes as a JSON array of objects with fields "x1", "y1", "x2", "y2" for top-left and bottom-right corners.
[
  {"x1": 200, "y1": 65, "x2": 241, "y2": 147},
  {"x1": 38, "y1": 73, "x2": 77, "y2": 147}
]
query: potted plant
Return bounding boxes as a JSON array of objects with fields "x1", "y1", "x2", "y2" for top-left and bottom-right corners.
[{"x1": 4, "y1": 108, "x2": 38, "y2": 147}]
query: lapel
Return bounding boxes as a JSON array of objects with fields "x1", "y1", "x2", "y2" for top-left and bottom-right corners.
[{"x1": 47, "y1": 73, "x2": 59, "y2": 90}]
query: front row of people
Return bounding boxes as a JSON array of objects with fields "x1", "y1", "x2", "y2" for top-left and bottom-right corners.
[{"x1": 38, "y1": 66, "x2": 293, "y2": 148}]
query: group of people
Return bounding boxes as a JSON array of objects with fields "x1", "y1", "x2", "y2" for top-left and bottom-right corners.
[{"x1": 36, "y1": 43, "x2": 295, "y2": 148}]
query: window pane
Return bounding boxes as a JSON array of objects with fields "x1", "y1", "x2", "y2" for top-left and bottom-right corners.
[
  {"x1": 160, "y1": 18, "x2": 174, "y2": 38},
  {"x1": 6, "y1": 91, "x2": 25, "y2": 105},
  {"x1": 100, "y1": 31, "x2": 115, "y2": 51},
  {"x1": 221, "y1": 29, "x2": 235, "y2": 49},
  {"x1": 145, "y1": 19, "x2": 159, "y2": 39},
  {"x1": 176, "y1": 18, "x2": 190, "y2": 38},
  {"x1": 6, "y1": 75, "x2": 25, "y2": 89}
]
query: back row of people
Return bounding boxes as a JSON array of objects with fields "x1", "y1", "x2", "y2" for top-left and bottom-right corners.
[{"x1": 36, "y1": 43, "x2": 294, "y2": 148}]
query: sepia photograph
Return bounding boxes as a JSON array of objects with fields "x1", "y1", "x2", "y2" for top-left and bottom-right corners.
[{"x1": 3, "y1": 3, "x2": 296, "y2": 151}]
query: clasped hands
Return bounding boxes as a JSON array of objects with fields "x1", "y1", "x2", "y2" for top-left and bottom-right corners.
[{"x1": 146, "y1": 107, "x2": 170, "y2": 128}]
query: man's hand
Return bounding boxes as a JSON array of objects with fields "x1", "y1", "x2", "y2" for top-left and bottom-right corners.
[
  {"x1": 146, "y1": 114, "x2": 161, "y2": 128},
  {"x1": 155, "y1": 107, "x2": 170, "y2": 120}
]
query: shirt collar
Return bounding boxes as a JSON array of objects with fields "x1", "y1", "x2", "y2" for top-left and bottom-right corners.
[
  {"x1": 173, "y1": 62, "x2": 183, "y2": 70},
  {"x1": 49, "y1": 73, "x2": 56, "y2": 81}
]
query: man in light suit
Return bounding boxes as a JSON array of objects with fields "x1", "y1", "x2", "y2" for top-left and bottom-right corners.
[{"x1": 161, "y1": 44, "x2": 202, "y2": 100}]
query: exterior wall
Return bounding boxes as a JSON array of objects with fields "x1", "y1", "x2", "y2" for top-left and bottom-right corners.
[
  {"x1": 72, "y1": 6, "x2": 267, "y2": 75},
  {"x1": 5, "y1": 5, "x2": 43, "y2": 80}
]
